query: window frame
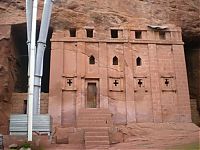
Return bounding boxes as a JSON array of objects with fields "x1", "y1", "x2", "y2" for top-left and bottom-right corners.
[
  {"x1": 89, "y1": 55, "x2": 95, "y2": 64},
  {"x1": 136, "y1": 57, "x2": 142, "y2": 66},
  {"x1": 111, "y1": 29, "x2": 119, "y2": 38},
  {"x1": 135, "y1": 31, "x2": 142, "y2": 39},
  {"x1": 69, "y1": 28, "x2": 76, "y2": 37},
  {"x1": 113, "y1": 56, "x2": 119, "y2": 65},
  {"x1": 86, "y1": 29, "x2": 94, "y2": 38}
]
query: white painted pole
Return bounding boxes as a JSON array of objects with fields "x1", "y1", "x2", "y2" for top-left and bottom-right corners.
[
  {"x1": 27, "y1": 0, "x2": 38, "y2": 141},
  {"x1": 33, "y1": 0, "x2": 54, "y2": 115}
]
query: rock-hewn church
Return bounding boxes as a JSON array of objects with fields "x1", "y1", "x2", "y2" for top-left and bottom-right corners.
[{"x1": 48, "y1": 23, "x2": 191, "y2": 128}]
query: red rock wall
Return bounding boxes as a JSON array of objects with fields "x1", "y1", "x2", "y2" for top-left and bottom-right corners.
[
  {"x1": 0, "y1": 25, "x2": 16, "y2": 134},
  {"x1": 185, "y1": 46, "x2": 200, "y2": 125},
  {"x1": 11, "y1": 93, "x2": 49, "y2": 114},
  {"x1": 49, "y1": 26, "x2": 191, "y2": 126}
]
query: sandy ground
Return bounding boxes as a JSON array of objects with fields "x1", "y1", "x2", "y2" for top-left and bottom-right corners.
[
  {"x1": 109, "y1": 123, "x2": 200, "y2": 150},
  {"x1": 3, "y1": 123, "x2": 200, "y2": 150},
  {"x1": 38, "y1": 123, "x2": 200, "y2": 150}
]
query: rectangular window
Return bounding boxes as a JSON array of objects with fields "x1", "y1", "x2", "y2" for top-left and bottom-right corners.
[
  {"x1": 159, "y1": 31, "x2": 166, "y2": 40},
  {"x1": 69, "y1": 28, "x2": 76, "y2": 37},
  {"x1": 23, "y1": 100, "x2": 27, "y2": 114},
  {"x1": 135, "y1": 31, "x2": 142, "y2": 39},
  {"x1": 111, "y1": 29, "x2": 118, "y2": 38},
  {"x1": 86, "y1": 29, "x2": 94, "y2": 38}
]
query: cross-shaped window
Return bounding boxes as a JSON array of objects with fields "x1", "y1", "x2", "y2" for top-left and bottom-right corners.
[
  {"x1": 113, "y1": 80, "x2": 119, "y2": 86},
  {"x1": 138, "y1": 79, "x2": 143, "y2": 87},
  {"x1": 165, "y1": 79, "x2": 169, "y2": 86},
  {"x1": 67, "y1": 79, "x2": 73, "y2": 86}
]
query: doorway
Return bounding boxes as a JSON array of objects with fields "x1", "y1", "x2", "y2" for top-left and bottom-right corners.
[
  {"x1": 86, "y1": 81, "x2": 99, "y2": 108},
  {"x1": 11, "y1": 23, "x2": 53, "y2": 93}
]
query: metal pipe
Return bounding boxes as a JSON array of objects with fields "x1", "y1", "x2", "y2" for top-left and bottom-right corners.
[
  {"x1": 26, "y1": 0, "x2": 33, "y2": 140},
  {"x1": 26, "y1": 0, "x2": 33, "y2": 113},
  {"x1": 33, "y1": 0, "x2": 54, "y2": 114},
  {"x1": 27, "y1": 0, "x2": 38, "y2": 141},
  {"x1": 26, "y1": 0, "x2": 33, "y2": 63}
]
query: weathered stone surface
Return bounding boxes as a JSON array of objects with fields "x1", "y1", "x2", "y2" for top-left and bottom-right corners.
[
  {"x1": 53, "y1": 127, "x2": 84, "y2": 144},
  {"x1": 9, "y1": 143, "x2": 18, "y2": 149},
  {"x1": 185, "y1": 45, "x2": 200, "y2": 124},
  {"x1": 0, "y1": 0, "x2": 199, "y2": 42},
  {"x1": 68, "y1": 131, "x2": 84, "y2": 144},
  {"x1": 110, "y1": 123, "x2": 200, "y2": 149},
  {"x1": 54, "y1": 127, "x2": 73, "y2": 144},
  {"x1": 11, "y1": 93, "x2": 49, "y2": 114},
  {"x1": 49, "y1": 26, "x2": 191, "y2": 125},
  {"x1": 109, "y1": 132, "x2": 124, "y2": 144},
  {"x1": 0, "y1": 25, "x2": 16, "y2": 134},
  {"x1": 190, "y1": 98, "x2": 200, "y2": 125},
  {"x1": 4, "y1": 135, "x2": 51, "y2": 149}
]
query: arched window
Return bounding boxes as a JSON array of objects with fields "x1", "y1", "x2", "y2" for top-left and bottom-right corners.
[
  {"x1": 113, "y1": 56, "x2": 118, "y2": 65},
  {"x1": 136, "y1": 57, "x2": 142, "y2": 66},
  {"x1": 89, "y1": 55, "x2": 95, "y2": 64}
]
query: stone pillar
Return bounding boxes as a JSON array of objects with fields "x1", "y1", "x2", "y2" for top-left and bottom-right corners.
[
  {"x1": 148, "y1": 44, "x2": 162, "y2": 122},
  {"x1": 173, "y1": 44, "x2": 191, "y2": 122},
  {"x1": 124, "y1": 43, "x2": 136, "y2": 123},
  {"x1": 76, "y1": 41, "x2": 86, "y2": 116},
  {"x1": 49, "y1": 41, "x2": 64, "y2": 127},
  {"x1": 99, "y1": 42, "x2": 109, "y2": 108}
]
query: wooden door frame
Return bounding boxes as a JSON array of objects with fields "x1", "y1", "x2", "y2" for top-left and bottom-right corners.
[{"x1": 85, "y1": 79, "x2": 100, "y2": 108}]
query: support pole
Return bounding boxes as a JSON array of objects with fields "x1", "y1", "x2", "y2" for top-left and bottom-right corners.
[
  {"x1": 33, "y1": 0, "x2": 54, "y2": 114},
  {"x1": 26, "y1": 0, "x2": 33, "y2": 107},
  {"x1": 27, "y1": 0, "x2": 38, "y2": 141},
  {"x1": 26, "y1": 0, "x2": 33, "y2": 62},
  {"x1": 26, "y1": 0, "x2": 33, "y2": 140}
]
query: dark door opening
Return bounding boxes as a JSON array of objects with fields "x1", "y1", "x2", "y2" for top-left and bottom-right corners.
[
  {"x1": 11, "y1": 23, "x2": 53, "y2": 93},
  {"x1": 87, "y1": 83, "x2": 98, "y2": 108}
]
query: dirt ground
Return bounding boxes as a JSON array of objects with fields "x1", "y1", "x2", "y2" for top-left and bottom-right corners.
[
  {"x1": 48, "y1": 123, "x2": 200, "y2": 150},
  {"x1": 109, "y1": 123, "x2": 200, "y2": 150},
  {"x1": 3, "y1": 123, "x2": 199, "y2": 150}
]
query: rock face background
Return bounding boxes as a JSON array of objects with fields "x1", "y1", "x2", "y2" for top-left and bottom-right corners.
[
  {"x1": 0, "y1": 0, "x2": 199, "y2": 40},
  {"x1": 0, "y1": 25, "x2": 16, "y2": 133},
  {"x1": 0, "y1": 0, "x2": 199, "y2": 133}
]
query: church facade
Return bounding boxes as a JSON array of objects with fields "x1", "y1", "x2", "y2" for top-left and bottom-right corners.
[{"x1": 48, "y1": 23, "x2": 191, "y2": 127}]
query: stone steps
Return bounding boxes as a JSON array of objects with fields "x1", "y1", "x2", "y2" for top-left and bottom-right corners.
[
  {"x1": 85, "y1": 131, "x2": 108, "y2": 136},
  {"x1": 78, "y1": 114, "x2": 112, "y2": 118},
  {"x1": 77, "y1": 117, "x2": 112, "y2": 122},
  {"x1": 47, "y1": 144, "x2": 84, "y2": 150},
  {"x1": 85, "y1": 140, "x2": 110, "y2": 146},
  {"x1": 77, "y1": 123, "x2": 111, "y2": 128},
  {"x1": 79, "y1": 108, "x2": 110, "y2": 113},
  {"x1": 85, "y1": 144, "x2": 110, "y2": 150},
  {"x1": 77, "y1": 108, "x2": 112, "y2": 149},
  {"x1": 77, "y1": 117, "x2": 111, "y2": 120},
  {"x1": 77, "y1": 120, "x2": 111, "y2": 123},
  {"x1": 85, "y1": 135, "x2": 109, "y2": 141},
  {"x1": 83, "y1": 127, "x2": 109, "y2": 132}
]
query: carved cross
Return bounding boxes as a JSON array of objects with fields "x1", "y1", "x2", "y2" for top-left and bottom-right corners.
[
  {"x1": 67, "y1": 79, "x2": 73, "y2": 86},
  {"x1": 138, "y1": 79, "x2": 143, "y2": 87},
  {"x1": 113, "y1": 80, "x2": 119, "y2": 86},
  {"x1": 165, "y1": 79, "x2": 169, "y2": 86}
]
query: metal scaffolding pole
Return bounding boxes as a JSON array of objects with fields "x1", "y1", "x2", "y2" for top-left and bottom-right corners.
[
  {"x1": 33, "y1": 0, "x2": 54, "y2": 114},
  {"x1": 26, "y1": 0, "x2": 33, "y2": 140},
  {"x1": 27, "y1": 0, "x2": 38, "y2": 141},
  {"x1": 26, "y1": 0, "x2": 33, "y2": 63}
]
